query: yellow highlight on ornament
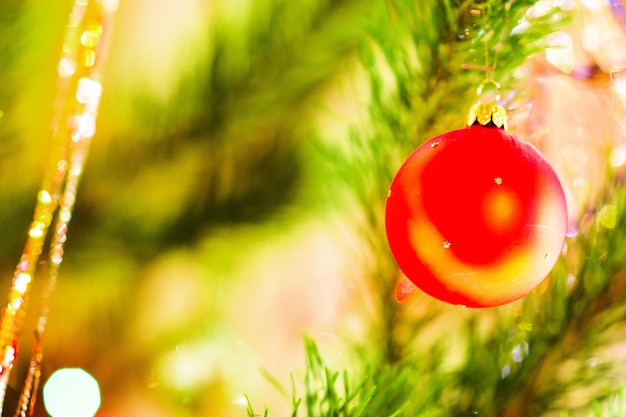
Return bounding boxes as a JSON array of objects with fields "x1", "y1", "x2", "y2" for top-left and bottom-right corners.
[
  {"x1": 482, "y1": 187, "x2": 522, "y2": 234},
  {"x1": 408, "y1": 214, "x2": 549, "y2": 306}
]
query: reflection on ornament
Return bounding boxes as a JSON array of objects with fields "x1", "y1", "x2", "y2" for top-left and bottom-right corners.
[
  {"x1": 394, "y1": 277, "x2": 417, "y2": 302},
  {"x1": 386, "y1": 123, "x2": 567, "y2": 307}
]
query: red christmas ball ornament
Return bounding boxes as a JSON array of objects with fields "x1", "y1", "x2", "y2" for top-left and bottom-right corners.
[{"x1": 385, "y1": 101, "x2": 567, "y2": 308}]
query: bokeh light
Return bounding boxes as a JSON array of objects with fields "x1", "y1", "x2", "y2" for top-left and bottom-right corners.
[{"x1": 43, "y1": 368, "x2": 101, "y2": 417}]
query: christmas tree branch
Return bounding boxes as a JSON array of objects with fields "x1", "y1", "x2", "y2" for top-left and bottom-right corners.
[
  {"x1": 132, "y1": 0, "x2": 378, "y2": 139},
  {"x1": 495, "y1": 176, "x2": 626, "y2": 416},
  {"x1": 78, "y1": 0, "x2": 380, "y2": 254}
]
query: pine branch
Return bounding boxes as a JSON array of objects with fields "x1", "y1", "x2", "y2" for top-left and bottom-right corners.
[
  {"x1": 126, "y1": 0, "x2": 378, "y2": 141},
  {"x1": 492, "y1": 174, "x2": 626, "y2": 416},
  {"x1": 247, "y1": 334, "x2": 454, "y2": 417},
  {"x1": 589, "y1": 383, "x2": 626, "y2": 417},
  {"x1": 75, "y1": 0, "x2": 379, "y2": 255}
]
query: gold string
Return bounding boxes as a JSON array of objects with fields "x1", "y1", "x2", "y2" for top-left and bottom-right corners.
[
  {"x1": 0, "y1": 0, "x2": 117, "y2": 414},
  {"x1": 481, "y1": 1, "x2": 491, "y2": 79},
  {"x1": 490, "y1": 0, "x2": 512, "y2": 79},
  {"x1": 464, "y1": 0, "x2": 513, "y2": 129}
]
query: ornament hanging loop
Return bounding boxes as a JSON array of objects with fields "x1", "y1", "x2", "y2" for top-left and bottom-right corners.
[
  {"x1": 476, "y1": 79, "x2": 501, "y2": 102},
  {"x1": 467, "y1": 79, "x2": 508, "y2": 130}
]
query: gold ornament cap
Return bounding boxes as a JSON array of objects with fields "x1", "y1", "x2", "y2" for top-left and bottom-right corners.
[{"x1": 466, "y1": 80, "x2": 508, "y2": 130}]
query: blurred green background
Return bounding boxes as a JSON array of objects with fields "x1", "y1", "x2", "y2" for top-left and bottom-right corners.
[{"x1": 0, "y1": 0, "x2": 377, "y2": 415}]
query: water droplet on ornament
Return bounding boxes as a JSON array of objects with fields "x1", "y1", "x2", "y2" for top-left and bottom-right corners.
[
  {"x1": 443, "y1": 240, "x2": 451, "y2": 249},
  {"x1": 544, "y1": 252, "x2": 550, "y2": 260},
  {"x1": 494, "y1": 177, "x2": 502, "y2": 185},
  {"x1": 430, "y1": 141, "x2": 440, "y2": 148},
  {"x1": 387, "y1": 189, "x2": 392, "y2": 198},
  {"x1": 395, "y1": 279, "x2": 416, "y2": 302}
]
